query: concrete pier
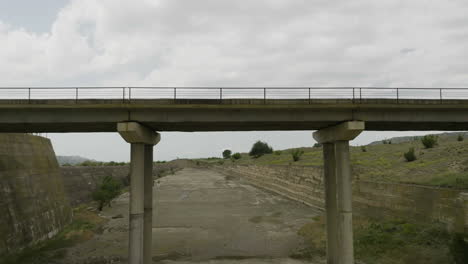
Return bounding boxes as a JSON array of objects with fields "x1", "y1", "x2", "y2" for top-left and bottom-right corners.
[
  {"x1": 314, "y1": 121, "x2": 364, "y2": 264},
  {"x1": 118, "y1": 122, "x2": 160, "y2": 264}
]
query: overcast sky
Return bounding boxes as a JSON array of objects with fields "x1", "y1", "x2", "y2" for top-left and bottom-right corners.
[{"x1": 1, "y1": 0, "x2": 467, "y2": 161}]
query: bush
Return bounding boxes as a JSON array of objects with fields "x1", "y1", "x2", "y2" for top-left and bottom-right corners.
[
  {"x1": 249, "y1": 141, "x2": 273, "y2": 158},
  {"x1": 222, "y1": 149, "x2": 232, "y2": 159},
  {"x1": 92, "y1": 176, "x2": 122, "y2": 211},
  {"x1": 421, "y1": 135, "x2": 438, "y2": 148},
  {"x1": 313, "y1": 143, "x2": 322, "y2": 148},
  {"x1": 450, "y1": 234, "x2": 468, "y2": 264},
  {"x1": 292, "y1": 149, "x2": 304, "y2": 162},
  {"x1": 361, "y1": 146, "x2": 367, "y2": 152},
  {"x1": 457, "y1": 134, "x2": 464, "y2": 142},
  {"x1": 232, "y1": 153, "x2": 241, "y2": 160},
  {"x1": 274, "y1": 150, "x2": 282, "y2": 155},
  {"x1": 404, "y1": 147, "x2": 417, "y2": 162},
  {"x1": 382, "y1": 139, "x2": 392, "y2": 144}
]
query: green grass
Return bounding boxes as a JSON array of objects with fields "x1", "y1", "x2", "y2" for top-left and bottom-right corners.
[
  {"x1": 196, "y1": 133, "x2": 468, "y2": 189},
  {"x1": 294, "y1": 216, "x2": 456, "y2": 264},
  {"x1": 426, "y1": 173, "x2": 468, "y2": 189}
]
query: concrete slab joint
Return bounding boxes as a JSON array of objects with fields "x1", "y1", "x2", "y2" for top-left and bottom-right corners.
[
  {"x1": 117, "y1": 122, "x2": 161, "y2": 145},
  {"x1": 313, "y1": 121, "x2": 365, "y2": 144}
]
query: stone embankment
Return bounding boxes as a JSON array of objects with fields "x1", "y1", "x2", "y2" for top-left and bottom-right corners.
[
  {"x1": 61, "y1": 159, "x2": 193, "y2": 205},
  {"x1": 217, "y1": 164, "x2": 468, "y2": 233},
  {"x1": 0, "y1": 134, "x2": 73, "y2": 255}
]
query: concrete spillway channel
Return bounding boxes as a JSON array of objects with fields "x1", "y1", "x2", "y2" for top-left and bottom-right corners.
[{"x1": 63, "y1": 167, "x2": 321, "y2": 264}]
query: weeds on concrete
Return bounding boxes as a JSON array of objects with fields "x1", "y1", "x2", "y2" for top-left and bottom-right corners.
[{"x1": 0, "y1": 206, "x2": 107, "y2": 264}]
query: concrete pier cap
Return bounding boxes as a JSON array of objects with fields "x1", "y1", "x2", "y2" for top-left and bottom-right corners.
[
  {"x1": 313, "y1": 121, "x2": 365, "y2": 143},
  {"x1": 117, "y1": 122, "x2": 161, "y2": 145}
]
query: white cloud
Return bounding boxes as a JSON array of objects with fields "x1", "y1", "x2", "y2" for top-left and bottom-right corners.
[
  {"x1": 1, "y1": 0, "x2": 468, "y2": 160},
  {"x1": 0, "y1": 0, "x2": 467, "y2": 87}
]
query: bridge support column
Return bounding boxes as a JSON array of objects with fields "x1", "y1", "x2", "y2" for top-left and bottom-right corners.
[
  {"x1": 313, "y1": 121, "x2": 364, "y2": 264},
  {"x1": 118, "y1": 122, "x2": 161, "y2": 264}
]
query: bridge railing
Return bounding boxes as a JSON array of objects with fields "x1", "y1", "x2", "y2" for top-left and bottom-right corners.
[{"x1": 1, "y1": 87, "x2": 468, "y2": 102}]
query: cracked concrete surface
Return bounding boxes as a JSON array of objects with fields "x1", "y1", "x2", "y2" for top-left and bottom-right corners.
[{"x1": 65, "y1": 168, "x2": 321, "y2": 264}]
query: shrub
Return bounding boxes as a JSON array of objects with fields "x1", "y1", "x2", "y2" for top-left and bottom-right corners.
[
  {"x1": 450, "y1": 234, "x2": 468, "y2": 264},
  {"x1": 404, "y1": 147, "x2": 417, "y2": 162},
  {"x1": 313, "y1": 143, "x2": 322, "y2": 148},
  {"x1": 292, "y1": 149, "x2": 304, "y2": 162},
  {"x1": 222, "y1": 149, "x2": 232, "y2": 159},
  {"x1": 249, "y1": 141, "x2": 273, "y2": 157},
  {"x1": 92, "y1": 176, "x2": 123, "y2": 211},
  {"x1": 361, "y1": 146, "x2": 367, "y2": 152},
  {"x1": 274, "y1": 150, "x2": 282, "y2": 155},
  {"x1": 421, "y1": 135, "x2": 438, "y2": 148},
  {"x1": 382, "y1": 139, "x2": 392, "y2": 144},
  {"x1": 457, "y1": 134, "x2": 464, "y2": 142},
  {"x1": 232, "y1": 153, "x2": 241, "y2": 160}
]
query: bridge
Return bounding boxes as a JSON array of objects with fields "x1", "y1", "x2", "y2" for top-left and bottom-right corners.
[{"x1": 2, "y1": 87, "x2": 468, "y2": 264}]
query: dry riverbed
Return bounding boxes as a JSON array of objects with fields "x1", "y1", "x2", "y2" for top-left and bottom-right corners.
[{"x1": 63, "y1": 168, "x2": 322, "y2": 264}]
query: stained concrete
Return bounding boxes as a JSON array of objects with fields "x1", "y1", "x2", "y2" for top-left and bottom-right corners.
[
  {"x1": 64, "y1": 168, "x2": 320, "y2": 264},
  {"x1": 3, "y1": 99, "x2": 468, "y2": 132}
]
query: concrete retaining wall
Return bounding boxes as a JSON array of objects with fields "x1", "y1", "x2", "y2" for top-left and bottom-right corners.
[
  {"x1": 218, "y1": 164, "x2": 468, "y2": 233},
  {"x1": 61, "y1": 160, "x2": 191, "y2": 205},
  {"x1": 0, "y1": 134, "x2": 73, "y2": 255}
]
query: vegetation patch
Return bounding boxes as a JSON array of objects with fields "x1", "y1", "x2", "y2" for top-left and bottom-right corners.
[
  {"x1": 0, "y1": 206, "x2": 107, "y2": 264},
  {"x1": 293, "y1": 215, "x2": 463, "y2": 264}
]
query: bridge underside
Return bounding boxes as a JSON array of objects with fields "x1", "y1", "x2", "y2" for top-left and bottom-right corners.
[{"x1": 1, "y1": 99, "x2": 468, "y2": 132}]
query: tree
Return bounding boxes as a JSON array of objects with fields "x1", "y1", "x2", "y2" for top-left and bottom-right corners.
[
  {"x1": 404, "y1": 147, "x2": 417, "y2": 162},
  {"x1": 249, "y1": 141, "x2": 273, "y2": 158},
  {"x1": 222, "y1": 149, "x2": 232, "y2": 159},
  {"x1": 361, "y1": 146, "x2": 367, "y2": 152},
  {"x1": 458, "y1": 134, "x2": 464, "y2": 142},
  {"x1": 92, "y1": 176, "x2": 123, "y2": 211},
  {"x1": 421, "y1": 135, "x2": 438, "y2": 148},
  {"x1": 291, "y1": 149, "x2": 304, "y2": 162},
  {"x1": 232, "y1": 153, "x2": 241, "y2": 160}
]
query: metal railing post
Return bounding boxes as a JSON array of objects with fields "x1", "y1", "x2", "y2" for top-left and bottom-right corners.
[
  {"x1": 28, "y1": 88, "x2": 31, "y2": 103},
  {"x1": 263, "y1": 88, "x2": 266, "y2": 103},
  {"x1": 123, "y1": 87, "x2": 125, "y2": 103},
  {"x1": 352, "y1": 88, "x2": 355, "y2": 103},
  {"x1": 309, "y1": 88, "x2": 311, "y2": 104},
  {"x1": 129, "y1": 87, "x2": 132, "y2": 103},
  {"x1": 396, "y1": 88, "x2": 399, "y2": 104},
  {"x1": 174, "y1": 88, "x2": 177, "y2": 101},
  {"x1": 359, "y1": 88, "x2": 362, "y2": 103},
  {"x1": 75, "y1": 88, "x2": 78, "y2": 103},
  {"x1": 219, "y1": 88, "x2": 222, "y2": 102},
  {"x1": 440, "y1": 88, "x2": 442, "y2": 103}
]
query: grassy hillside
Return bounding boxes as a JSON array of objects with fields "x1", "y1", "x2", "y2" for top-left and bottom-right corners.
[{"x1": 197, "y1": 133, "x2": 468, "y2": 189}]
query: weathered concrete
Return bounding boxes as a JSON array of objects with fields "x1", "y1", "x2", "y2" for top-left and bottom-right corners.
[
  {"x1": 313, "y1": 121, "x2": 363, "y2": 264},
  {"x1": 63, "y1": 168, "x2": 319, "y2": 263},
  {"x1": 118, "y1": 122, "x2": 161, "y2": 145},
  {"x1": 0, "y1": 134, "x2": 72, "y2": 255},
  {"x1": 118, "y1": 122, "x2": 159, "y2": 264},
  {"x1": 221, "y1": 164, "x2": 468, "y2": 234},
  {"x1": 2, "y1": 99, "x2": 468, "y2": 132},
  {"x1": 313, "y1": 121, "x2": 365, "y2": 144}
]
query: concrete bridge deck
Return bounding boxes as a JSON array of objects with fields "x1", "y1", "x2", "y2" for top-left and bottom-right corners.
[{"x1": 1, "y1": 98, "x2": 468, "y2": 132}]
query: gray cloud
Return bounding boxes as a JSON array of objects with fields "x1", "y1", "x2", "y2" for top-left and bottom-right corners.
[{"x1": 0, "y1": 0, "x2": 467, "y2": 160}]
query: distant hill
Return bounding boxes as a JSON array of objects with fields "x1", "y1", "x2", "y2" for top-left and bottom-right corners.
[
  {"x1": 56, "y1": 155, "x2": 93, "y2": 165},
  {"x1": 370, "y1": 132, "x2": 468, "y2": 145},
  {"x1": 197, "y1": 132, "x2": 468, "y2": 189}
]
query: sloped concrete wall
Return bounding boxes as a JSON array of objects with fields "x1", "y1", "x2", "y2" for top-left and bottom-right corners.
[
  {"x1": 219, "y1": 164, "x2": 468, "y2": 233},
  {"x1": 60, "y1": 159, "x2": 191, "y2": 205},
  {"x1": 0, "y1": 134, "x2": 72, "y2": 255}
]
